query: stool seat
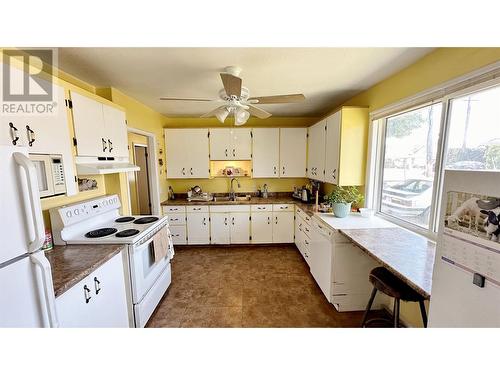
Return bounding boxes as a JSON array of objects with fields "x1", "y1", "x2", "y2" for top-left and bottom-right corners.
[
  {"x1": 362, "y1": 267, "x2": 428, "y2": 328},
  {"x1": 369, "y1": 267, "x2": 424, "y2": 302}
]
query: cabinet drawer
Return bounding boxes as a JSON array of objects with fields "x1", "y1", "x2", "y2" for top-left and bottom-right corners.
[
  {"x1": 169, "y1": 225, "x2": 187, "y2": 245},
  {"x1": 186, "y1": 205, "x2": 209, "y2": 213},
  {"x1": 163, "y1": 205, "x2": 186, "y2": 214},
  {"x1": 302, "y1": 222, "x2": 312, "y2": 239},
  {"x1": 296, "y1": 208, "x2": 310, "y2": 222},
  {"x1": 273, "y1": 204, "x2": 294, "y2": 212},
  {"x1": 167, "y1": 213, "x2": 186, "y2": 226},
  {"x1": 209, "y1": 205, "x2": 250, "y2": 213},
  {"x1": 251, "y1": 204, "x2": 273, "y2": 212}
]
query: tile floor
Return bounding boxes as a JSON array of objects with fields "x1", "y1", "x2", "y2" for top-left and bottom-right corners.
[{"x1": 147, "y1": 244, "x2": 387, "y2": 328}]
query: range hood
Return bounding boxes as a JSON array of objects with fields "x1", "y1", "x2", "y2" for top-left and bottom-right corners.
[{"x1": 76, "y1": 162, "x2": 140, "y2": 175}]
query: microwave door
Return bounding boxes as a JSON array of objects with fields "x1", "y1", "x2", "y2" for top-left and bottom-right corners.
[{"x1": 30, "y1": 155, "x2": 55, "y2": 198}]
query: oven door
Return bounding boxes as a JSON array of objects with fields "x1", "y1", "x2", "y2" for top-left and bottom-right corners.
[
  {"x1": 29, "y1": 154, "x2": 54, "y2": 198},
  {"x1": 129, "y1": 225, "x2": 171, "y2": 303}
]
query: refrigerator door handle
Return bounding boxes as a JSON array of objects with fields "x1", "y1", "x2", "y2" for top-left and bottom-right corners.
[
  {"x1": 13, "y1": 152, "x2": 45, "y2": 253},
  {"x1": 31, "y1": 252, "x2": 59, "y2": 328}
]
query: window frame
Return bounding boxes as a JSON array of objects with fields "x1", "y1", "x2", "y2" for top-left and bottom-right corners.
[{"x1": 368, "y1": 75, "x2": 500, "y2": 239}]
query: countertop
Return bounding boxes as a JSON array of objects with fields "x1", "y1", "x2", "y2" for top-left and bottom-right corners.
[
  {"x1": 314, "y1": 212, "x2": 397, "y2": 230},
  {"x1": 339, "y1": 227, "x2": 436, "y2": 298},
  {"x1": 45, "y1": 244, "x2": 125, "y2": 298}
]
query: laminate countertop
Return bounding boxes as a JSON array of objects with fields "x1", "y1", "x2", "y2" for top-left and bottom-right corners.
[
  {"x1": 339, "y1": 227, "x2": 436, "y2": 298},
  {"x1": 162, "y1": 196, "x2": 318, "y2": 216},
  {"x1": 45, "y1": 244, "x2": 125, "y2": 298}
]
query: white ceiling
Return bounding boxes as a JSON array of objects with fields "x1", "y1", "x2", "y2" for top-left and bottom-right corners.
[{"x1": 57, "y1": 48, "x2": 434, "y2": 117}]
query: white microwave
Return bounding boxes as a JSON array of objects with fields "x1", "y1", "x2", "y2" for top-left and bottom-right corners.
[{"x1": 29, "y1": 154, "x2": 67, "y2": 198}]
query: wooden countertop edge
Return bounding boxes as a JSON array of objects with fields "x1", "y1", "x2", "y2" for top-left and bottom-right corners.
[{"x1": 338, "y1": 228, "x2": 431, "y2": 299}]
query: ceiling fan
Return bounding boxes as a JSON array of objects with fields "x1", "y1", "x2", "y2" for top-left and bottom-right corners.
[{"x1": 160, "y1": 66, "x2": 305, "y2": 126}]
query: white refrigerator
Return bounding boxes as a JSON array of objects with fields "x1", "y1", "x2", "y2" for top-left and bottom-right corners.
[
  {"x1": 0, "y1": 144, "x2": 58, "y2": 327},
  {"x1": 429, "y1": 170, "x2": 500, "y2": 327}
]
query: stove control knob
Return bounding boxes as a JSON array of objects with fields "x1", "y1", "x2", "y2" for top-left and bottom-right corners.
[
  {"x1": 73, "y1": 209, "x2": 79, "y2": 215},
  {"x1": 66, "y1": 211, "x2": 72, "y2": 218}
]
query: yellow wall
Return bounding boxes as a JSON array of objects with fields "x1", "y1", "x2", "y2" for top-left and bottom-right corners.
[
  {"x1": 164, "y1": 116, "x2": 318, "y2": 128},
  {"x1": 334, "y1": 47, "x2": 500, "y2": 327}
]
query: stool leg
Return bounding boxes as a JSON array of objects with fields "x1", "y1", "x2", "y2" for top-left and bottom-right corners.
[
  {"x1": 419, "y1": 300, "x2": 428, "y2": 328},
  {"x1": 361, "y1": 287, "x2": 377, "y2": 327},
  {"x1": 393, "y1": 298, "x2": 400, "y2": 328}
]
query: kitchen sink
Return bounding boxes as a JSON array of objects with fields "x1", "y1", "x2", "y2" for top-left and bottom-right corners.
[{"x1": 213, "y1": 195, "x2": 251, "y2": 202}]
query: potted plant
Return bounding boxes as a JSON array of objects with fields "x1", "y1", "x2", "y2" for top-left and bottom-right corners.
[{"x1": 325, "y1": 186, "x2": 363, "y2": 218}]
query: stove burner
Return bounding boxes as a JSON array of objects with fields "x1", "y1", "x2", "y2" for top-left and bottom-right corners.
[
  {"x1": 134, "y1": 217, "x2": 159, "y2": 224},
  {"x1": 116, "y1": 229, "x2": 140, "y2": 238},
  {"x1": 85, "y1": 228, "x2": 118, "y2": 238},
  {"x1": 115, "y1": 216, "x2": 136, "y2": 223}
]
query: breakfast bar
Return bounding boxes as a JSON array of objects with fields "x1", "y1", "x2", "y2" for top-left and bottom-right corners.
[{"x1": 339, "y1": 227, "x2": 436, "y2": 298}]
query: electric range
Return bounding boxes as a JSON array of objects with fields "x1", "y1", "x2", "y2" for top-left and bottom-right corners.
[{"x1": 49, "y1": 195, "x2": 173, "y2": 327}]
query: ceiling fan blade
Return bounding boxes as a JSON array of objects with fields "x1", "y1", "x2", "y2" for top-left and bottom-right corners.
[
  {"x1": 247, "y1": 104, "x2": 272, "y2": 119},
  {"x1": 220, "y1": 73, "x2": 242, "y2": 97},
  {"x1": 160, "y1": 97, "x2": 214, "y2": 101},
  {"x1": 200, "y1": 106, "x2": 227, "y2": 118},
  {"x1": 249, "y1": 94, "x2": 305, "y2": 104}
]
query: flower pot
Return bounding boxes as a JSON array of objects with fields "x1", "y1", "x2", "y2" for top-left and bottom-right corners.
[{"x1": 333, "y1": 202, "x2": 352, "y2": 218}]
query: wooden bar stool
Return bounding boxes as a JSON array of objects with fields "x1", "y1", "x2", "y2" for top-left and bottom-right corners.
[{"x1": 361, "y1": 267, "x2": 428, "y2": 328}]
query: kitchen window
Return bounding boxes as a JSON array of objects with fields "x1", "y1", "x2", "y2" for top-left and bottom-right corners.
[{"x1": 369, "y1": 72, "x2": 500, "y2": 237}]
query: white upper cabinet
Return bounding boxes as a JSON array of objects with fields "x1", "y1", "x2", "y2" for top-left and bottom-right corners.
[
  {"x1": 324, "y1": 111, "x2": 341, "y2": 184},
  {"x1": 209, "y1": 128, "x2": 251, "y2": 160},
  {"x1": 280, "y1": 128, "x2": 307, "y2": 177},
  {"x1": 165, "y1": 129, "x2": 209, "y2": 179},
  {"x1": 102, "y1": 104, "x2": 128, "y2": 158},
  {"x1": 70, "y1": 91, "x2": 128, "y2": 159},
  {"x1": 252, "y1": 128, "x2": 280, "y2": 178},
  {"x1": 307, "y1": 120, "x2": 326, "y2": 181}
]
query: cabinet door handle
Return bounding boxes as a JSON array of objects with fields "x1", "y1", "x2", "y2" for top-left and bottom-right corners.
[
  {"x1": 305, "y1": 240, "x2": 309, "y2": 245},
  {"x1": 94, "y1": 277, "x2": 101, "y2": 294},
  {"x1": 232, "y1": 217, "x2": 235, "y2": 225},
  {"x1": 282, "y1": 166, "x2": 285, "y2": 175},
  {"x1": 108, "y1": 139, "x2": 113, "y2": 152},
  {"x1": 332, "y1": 169, "x2": 336, "y2": 180},
  {"x1": 101, "y1": 138, "x2": 107, "y2": 152},
  {"x1": 182, "y1": 167, "x2": 186, "y2": 175},
  {"x1": 190, "y1": 167, "x2": 193, "y2": 175},
  {"x1": 84, "y1": 285, "x2": 91, "y2": 303},
  {"x1": 203, "y1": 217, "x2": 206, "y2": 226},
  {"x1": 232, "y1": 149, "x2": 235, "y2": 157},
  {"x1": 9, "y1": 123, "x2": 19, "y2": 145},
  {"x1": 267, "y1": 216, "x2": 270, "y2": 225},
  {"x1": 275, "y1": 216, "x2": 278, "y2": 224},
  {"x1": 273, "y1": 166, "x2": 277, "y2": 175},
  {"x1": 225, "y1": 149, "x2": 228, "y2": 157},
  {"x1": 193, "y1": 207, "x2": 201, "y2": 211},
  {"x1": 224, "y1": 217, "x2": 228, "y2": 226},
  {"x1": 26, "y1": 125, "x2": 35, "y2": 147}
]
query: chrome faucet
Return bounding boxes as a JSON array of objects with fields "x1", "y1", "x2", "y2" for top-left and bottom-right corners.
[{"x1": 229, "y1": 178, "x2": 241, "y2": 201}]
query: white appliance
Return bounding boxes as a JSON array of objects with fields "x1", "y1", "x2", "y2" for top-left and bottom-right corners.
[
  {"x1": 429, "y1": 170, "x2": 500, "y2": 327},
  {"x1": 49, "y1": 195, "x2": 174, "y2": 327},
  {"x1": 0, "y1": 145, "x2": 58, "y2": 327},
  {"x1": 29, "y1": 153, "x2": 67, "y2": 198}
]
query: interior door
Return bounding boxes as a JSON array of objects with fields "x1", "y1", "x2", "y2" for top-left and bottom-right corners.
[
  {"x1": 280, "y1": 128, "x2": 307, "y2": 177},
  {"x1": 186, "y1": 129, "x2": 209, "y2": 178},
  {"x1": 134, "y1": 145, "x2": 151, "y2": 215},
  {"x1": 210, "y1": 213, "x2": 230, "y2": 244},
  {"x1": 251, "y1": 212, "x2": 273, "y2": 244},
  {"x1": 187, "y1": 213, "x2": 210, "y2": 244},
  {"x1": 325, "y1": 111, "x2": 341, "y2": 184},
  {"x1": 209, "y1": 128, "x2": 230, "y2": 160},
  {"x1": 71, "y1": 91, "x2": 106, "y2": 157},
  {"x1": 252, "y1": 128, "x2": 279, "y2": 177},
  {"x1": 307, "y1": 120, "x2": 326, "y2": 181},
  {"x1": 230, "y1": 212, "x2": 250, "y2": 244},
  {"x1": 273, "y1": 211, "x2": 295, "y2": 243},
  {"x1": 230, "y1": 128, "x2": 252, "y2": 160},
  {"x1": 103, "y1": 104, "x2": 128, "y2": 158}
]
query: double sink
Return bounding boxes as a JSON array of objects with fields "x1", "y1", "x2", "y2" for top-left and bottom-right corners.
[{"x1": 213, "y1": 194, "x2": 252, "y2": 202}]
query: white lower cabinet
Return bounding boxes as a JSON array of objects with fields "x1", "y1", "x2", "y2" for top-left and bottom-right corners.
[
  {"x1": 169, "y1": 225, "x2": 187, "y2": 245},
  {"x1": 251, "y1": 212, "x2": 273, "y2": 244},
  {"x1": 273, "y1": 211, "x2": 295, "y2": 243},
  {"x1": 210, "y1": 213, "x2": 230, "y2": 244},
  {"x1": 56, "y1": 252, "x2": 130, "y2": 328},
  {"x1": 186, "y1": 212, "x2": 210, "y2": 244},
  {"x1": 229, "y1": 212, "x2": 251, "y2": 244},
  {"x1": 309, "y1": 220, "x2": 333, "y2": 301}
]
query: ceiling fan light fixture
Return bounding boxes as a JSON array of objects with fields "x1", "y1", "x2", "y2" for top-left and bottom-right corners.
[
  {"x1": 234, "y1": 108, "x2": 250, "y2": 126},
  {"x1": 215, "y1": 107, "x2": 230, "y2": 123}
]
